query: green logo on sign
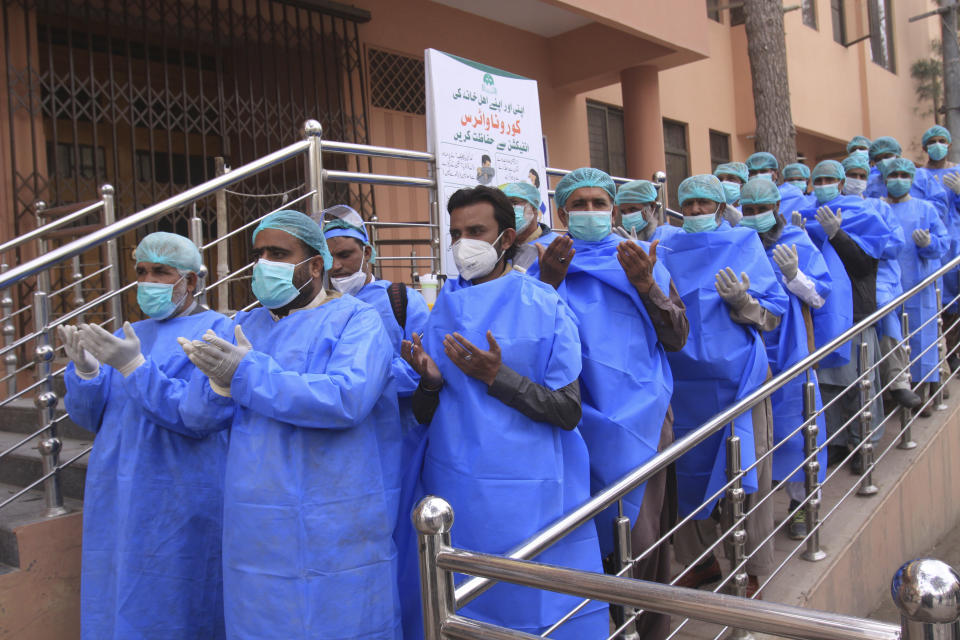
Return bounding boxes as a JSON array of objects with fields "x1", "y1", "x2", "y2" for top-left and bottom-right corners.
[{"x1": 481, "y1": 73, "x2": 496, "y2": 95}]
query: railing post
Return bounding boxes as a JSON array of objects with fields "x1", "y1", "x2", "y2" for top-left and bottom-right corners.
[
  {"x1": 188, "y1": 207, "x2": 208, "y2": 308},
  {"x1": 857, "y1": 331, "x2": 879, "y2": 496},
  {"x1": 100, "y1": 185, "x2": 123, "y2": 330},
  {"x1": 33, "y1": 291, "x2": 67, "y2": 517},
  {"x1": 1, "y1": 263, "x2": 17, "y2": 396},
  {"x1": 214, "y1": 157, "x2": 230, "y2": 314},
  {"x1": 303, "y1": 119, "x2": 324, "y2": 218},
  {"x1": 725, "y1": 424, "x2": 755, "y2": 640},
  {"x1": 70, "y1": 255, "x2": 86, "y2": 323},
  {"x1": 411, "y1": 248, "x2": 419, "y2": 285},
  {"x1": 34, "y1": 201, "x2": 51, "y2": 295},
  {"x1": 936, "y1": 286, "x2": 949, "y2": 409},
  {"x1": 801, "y1": 378, "x2": 827, "y2": 562},
  {"x1": 891, "y1": 558, "x2": 960, "y2": 639},
  {"x1": 899, "y1": 311, "x2": 917, "y2": 450},
  {"x1": 413, "y1": 496, "x2": 456, "y2": 640},
  {"x1": 612, "y1": 510, "x2": 640, "y2": 639}
]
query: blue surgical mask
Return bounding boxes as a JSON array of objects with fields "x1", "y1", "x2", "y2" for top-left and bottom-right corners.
[
  {"x1": 852, "y1": 149, "x2": 869, "y2": 161},
  {"x1": 928, "y1": 142, "x2": 949, "y2": 162},
  {"x1": 251, "y1": 257, "x2": 313, "y2": 309},
  {"x1": 739, "y1": 210, "x2": 777, "y2": 233},
  {"x1": 722, "y1": 182, "x2": 741, "y2": 204},
  {"x1": 814, "y1": 184, "x2": 840, "y2": 204},
  {"x1": 886, "y1": 177, "x2": 913, "y2": 199},
  {"x1": 787, "y1": 180, "x2": 807, "y2": 192},
  {"x1": 682, "y1": 209, "x2": 720, "y2": 233},
  {"x1": 567, "y1": 210, "x2": 612, "y2": 241},
  {"x1": 621, "y1": 211, "x2": 649, "y2": 233},
  {"x1": 514, "y1": 205, "x2": 532, "y2": 233},
  {"x1": 137, "y1": 277, "x2": 185, "y2": 320},
  {"x1": 756, "y1": 172, "x2": 775, "y2": 182}
]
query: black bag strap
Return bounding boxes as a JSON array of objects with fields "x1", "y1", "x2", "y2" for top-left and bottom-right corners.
[{"x1": 387, "y1": 281, "x2": 408, "y2": 330}]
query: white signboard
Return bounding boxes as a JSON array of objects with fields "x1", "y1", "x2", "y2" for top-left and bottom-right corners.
[{"x1": 425, "y1": 49, "x2": 548, "y2": 275}]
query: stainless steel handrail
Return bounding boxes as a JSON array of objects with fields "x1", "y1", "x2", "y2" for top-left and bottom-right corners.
[
  {"x1": 0, "y1": 199, "x2": 104, "y2": 256},
  {"x1": 454, "y1": 250, "x2": 960, "y2": 607},
  {"x1": 321, "y1": 140, "x2": 435, "y2": 162}
]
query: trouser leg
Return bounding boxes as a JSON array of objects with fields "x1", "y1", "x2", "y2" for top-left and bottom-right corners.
[
  {"x1": 742, "y1": 396, "x2": 775, "y2": 577},
  {"x1": 879, "y1": 335, "x2": 911, "y2": 392}
]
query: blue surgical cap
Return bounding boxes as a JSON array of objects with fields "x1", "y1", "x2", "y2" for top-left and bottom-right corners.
[
  {"x1": 678, "y1": 174, "x2": 725, "y2": 205},
  {"x1": 739, "y1": 177, "x2": 782, "y2": 206},
  {"x1": 714, "y1": 162, "x2": 749, "y2": 183},
  {"x1": 322, "y1": 204, "x2": 377, "y2": 264},
  {"x1": 134, "y1": 231, "x2": 203, "y2": 273},
  {"x1": 846, "y1": 136, "x2": 871, "y2": 153},
  {"x1": 500, "y1": 182, "x2": 541, "y2": 209},
  {"x1": 254, "y1": 209, "x2": 333, "y2": 270},
  {"x1": 881, "y1": 157, "x2": 916, "y2": 178},
  {"x1": 746, "y1": 152, "x2": 779, "y2": 172},
  {"x1": 842, "y1": 154, "x2": 871, "y2": 173},
  {"x1": 615, "y1": 179, "x2": 658, "y2": 205},
  {"x1": 554, "y1": 167, "x2": 616, "y2": 209},
  {"x1": 869, "y1": 136, "x2": 902, "y2": 160},
  {"x1": 812, "y1": 160, "x2": 845, "y2": 181},
  {"x1": 922, "y1": 125, "x2": 952, "y2": 146},
  {"x1": 783, "y1": 163, "x2": 811, "y2": 180}
]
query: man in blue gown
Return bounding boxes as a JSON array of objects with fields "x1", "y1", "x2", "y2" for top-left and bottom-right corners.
[
  {"x1": 178, "y1": 210, "x2": 403, "y2": 640},
  {"x1": 865, "y1": 136, "x2": 950, "y2": 218},
  {"x1": 500, "y1": 181, "x2": 557, "y2": 270},
  {"x1": 62, "y1": 232, "x2": 230, "y2": 640},
  {"x1": 746, "y1": 151, "x2": 810, "y2": 218}
]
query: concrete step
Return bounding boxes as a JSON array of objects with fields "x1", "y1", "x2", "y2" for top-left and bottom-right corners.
[
  {"x1": 0, "y1": 397, "x2": 92, "y2": 442},
  {"x1": 0, "y1": 482, "x2": 82, "y2": 568},
  {"x1": 0, "y1": 430, "x2": 90, "y2": 502}
]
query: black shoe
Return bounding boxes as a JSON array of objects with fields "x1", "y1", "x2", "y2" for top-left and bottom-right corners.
[
  {"x1": 674, "y1": 556, "x2": 722, "y2": 589},
  {"x1": 891, "y1": 388, "x2": 922, "y2": 410},
  {"x1": 827, "y1": 445, "x2": 847, "y2": 467},
  {"x1": 948, "y1": 355, "x2": 960, "y2": 372},
  {"x1": 850, "y1": 451, "x2": 863, "y2": 475}
]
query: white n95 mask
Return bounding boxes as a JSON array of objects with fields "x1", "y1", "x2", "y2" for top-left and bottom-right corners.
[{"x1": 452, "y1": 232, "x2": 504, "y2": 280}]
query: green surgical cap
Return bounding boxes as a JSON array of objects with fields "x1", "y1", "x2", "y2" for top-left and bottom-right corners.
[
  {"x1": 846, "y1": 136, "x2": 871, "y2": 153},
  {"x1": 812, "y1": 160, "x2": 845, "y2": 181},
  {"x1": 740, "y1": 177, "x2": 782, "y2": 206},
  {"x1": 782, "y1": 163, "x2": 810, "y2": 180},
  {"x1": 922, "y1": 125, "x2": 951, "y2": 146},
  {"x1": 134, "y1": 231, "x2": 202, "y2": 273},
  {"x1": 500, "y1": 182, "x2": 541, "y2": 209},
  {"x1": 869, "y1": 136, "x2": 902, "y2": 160},
  {"x1": 615, "y1": 179, "x2": 658, "y2": 205},
  {"x1": 714, "y1": 162, "x2": 749, "y2": 183},
  {"x1": 253, "y1": 209, "x2": 333, "y2": 270},
  {"x1": 842, "y1": 154, "x2": 870, "y2": 173},
  {"x1": 746, "y1": 152, "x2": 779, "y2": 172},
  {"x1": 554, "y1": 167, "x2": 616, "y2": 209},
  {"x1": 881, "y1": 157, "x2": 916, "y2": 178},
  {"x1": 678, "y1": 174, "x2": 724, "y2": 205}
]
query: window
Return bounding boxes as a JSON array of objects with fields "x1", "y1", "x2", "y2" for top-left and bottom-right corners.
[
  {"x1": 868, "y1": 0, "x2": 895, "y2": 72},
  {"x1": 802, "y1": 0, "x2": 817, "y2": 29},
  {"x1": 709, "y1": 130, "x2": 731, "y2": 170},
  {"x1": 706, "y1": 0, "x2": 721, "y2": 22},
  {"x1": 663, "y1": 119, "x2": 690, "y2": 210},
  {"x1": 46, "y1": 142, "x2": 106, "y2": 181},
  {"x1": 730, "y1": 5, "x2": 746, "y2": 26},
  {"x1": 368, "y1": 48, "x2": 426, "y2": 115},
  {"x1": 831, "y1": 0, "x2": 846, "y2": 44},
  {"x1": 135, "y1": 150, "x2": 214, "y2": 186},
  {"x1": 587, "y1": 101, "x2": 626, "y2": 178}
]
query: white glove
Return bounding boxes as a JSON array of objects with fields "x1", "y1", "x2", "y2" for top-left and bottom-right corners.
[
  {"x1": 715, "y1": 267, "x2": 752, "y2": 310},
  {"x1": 78, "y1": 321, "x2": 145, "y2": 377},
  {"x1": 772, "y1": 243, "x2": 800, "y2": 281},
  {"x1": 57, "y1": 325, "x2": 99, "y2": 379},
  {"x1": 179, "y1": 325, "x2": 252, "y2": 391},
  {"x1": 791, "y1": 211, "x2": 806, "y2": 229},
  {"x1": 815, "y1": 206, "x2": 842, "y2": 239},
  {"x1": 913, "y1": 228, "x2": 932, "y2": 248},
  {"x1": 613, "y1": 225, "x2": 639, "y2": 242},
  {"x1": 943, "y1": 172, "x2": 960, "y2": 195}
]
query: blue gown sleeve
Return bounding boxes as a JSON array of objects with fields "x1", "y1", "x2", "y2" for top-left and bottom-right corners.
[
  {"x1": 921, "y1": 172, "x2": 950, "y2": 219},
  {"x1": 177, "y1": 366, "x2": 236, "y2": 437},
  {"x1": 62, "y1": 363, "x2": 111, "y2": 435},
  {"x1": 919, "y1": 207, "x2": 949, "y2": 261},
  {"x1": 122, "y1": 354, "x2": 210, "y2": 439},
  {"x1": 745, "y1": 237, "x2": 789, "y2": 317},
  {"x1": 796, "y1": 237, "x2": 833, "y2": 300},
  {"x1": 393, "y1": 288, "x2": 430, "y2": 397},
  {"x1": 229, "y1": 306, "x2": 393, "y2": 429}
]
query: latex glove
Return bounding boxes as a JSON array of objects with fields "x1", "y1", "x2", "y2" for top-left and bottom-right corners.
[
  {"x1": 613, "y1": 225, "x2": 639, "y2": 242},
  {"x1": 790, "y1": 211, "x2": 806, "y2": 229},
  {"x1": 913, "y1": 228, "x2": 932, "y2": 248},
  {"x1": 772, "y1": 243, "x2": 800, "y2": 281},
  {"x1": 715, "y1": 267, "x2": 752, "y2": 310},
  {"x1": 57, "y1": 325, "x2": 99, "y2": 378},
  {"x1": 815, "y1": 206, "x2": 842, "y2": 239},
  {"x1": 78, "y1": 321, "x2": 144, "y2": 377},
  {"x1": 943, "y1": 172, "x2": 960, "y2": 195},
  {"x1": 179, "y1": 325, "x2": 252, "y2": 390}
]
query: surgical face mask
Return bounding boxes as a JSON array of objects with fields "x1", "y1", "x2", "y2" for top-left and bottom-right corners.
[
  {"x1": 852, "y1": 149, "x2": 869, "y2": 161},
  {"x1": 514, "y1": 205, "x2": 533, "y2": 233},
  {"x1": 787, "y1": 180, "x2": 807, "y2": 192},
  {"x1": 843, "y1": 178, "x2": 868, "y2": 196},
  {"x1": 452, "y1": 231, "x2": 505, "y2": 281},
  {"x1": 928, "y1": 142, "x2": 949, "y2": 162},
  {"x1": 886, "y1": 177, "x2": 913, "y2": 199},
  {"x1": 755, "y1": 172, "x2": 775, "y2": 182},
  {"x1": 330, "y1": 252, "x2": 367, "y2": 296},
  {"x1": 137, "y1": 276, "x2": 185, "y2": 320},
  {"x1": 682, "y1": 208, "x2": 720, "y2": 233},
  {"x1": 251, "y1": 257, "x2": 313, "y2": 309},
  {"x1": 722, "y1": 182, "x2": 741, "y2": 204},
  {"x1": 814, "y1": 183, "x2": 840, "y2": 204},
  {"x1": 739, "y1": 210, "x2": 776, "y2": 233},
  {"x1": 621, "y1": 210, "x2": 649, "y2": 233},
  {"x1": 567, "y1": 210, "x2": 612, "y2": 241}
]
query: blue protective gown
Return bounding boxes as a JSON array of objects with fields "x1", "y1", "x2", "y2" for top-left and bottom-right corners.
[
  {"x1": 890, "y1": 197, "x2": 949, "y2": 383},
  {"x1": 529, "y1": 222, "x2": 560, "y2": 246},
  {"x1": 527, "y1": 234, "x2": 674, "y2": 556},
  {"x1": 419, "y1": 270, "x2": 608, "y2": 638},
  {"x1": 867, "y1": 165, "x2": 950, "y2": 218},
  {"x1": 178, "y1": 295, "x2": 403, "y2": 640},
  {"x1": 760, "y1": 226, "x2": 831, "y2": 484},
  {"x1": 658, "y1": 223, "x2": 789, "y2": 518},
  {"x1": 867, "y1": 198, "x2": 907, "y2": 340},
  {"x1": 922, "y1": 166, "x2": 960, "y2": 310},
  {"x1": 779, "y1": 182, "x2": 812, "y2": 217},
  {"x1": 64, "y1": 309, "x2": 231, "y2": 640}
]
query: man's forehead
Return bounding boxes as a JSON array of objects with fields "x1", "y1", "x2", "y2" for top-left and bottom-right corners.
[
  {"x1": 450, "y1": 201, "x2": 496, "y2": 226},
  {"x1": 253, "y1": 227, "x2": 298, "y2": 247},
  {"x1": 568, "y1": 186, "x2": 611, "y2": 201}
]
